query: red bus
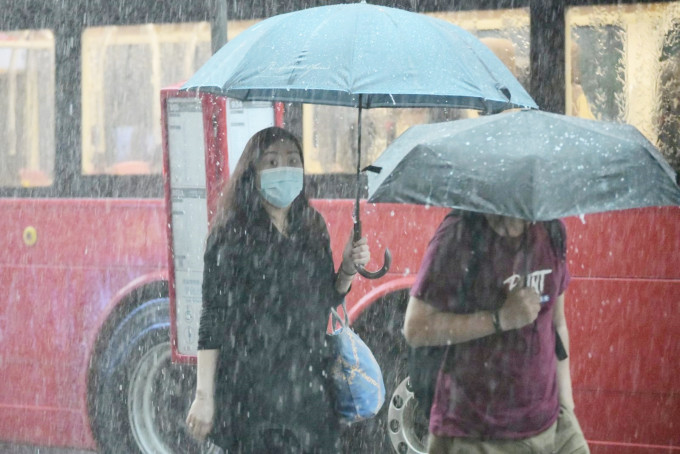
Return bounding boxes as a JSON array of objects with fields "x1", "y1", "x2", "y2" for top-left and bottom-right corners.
[{"x1": 1, "y1": 1, "x2": 678, "y2": 453}]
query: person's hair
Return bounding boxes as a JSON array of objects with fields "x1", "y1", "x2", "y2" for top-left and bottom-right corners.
[
  {"x1": 210, "y1": 127, "x2": 313, "y2": 235},
  {"x1": 457, "y1": 210, "x2": 567, "y2": 262}
]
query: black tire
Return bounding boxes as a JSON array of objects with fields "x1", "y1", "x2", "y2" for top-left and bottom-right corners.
[
  {"x1": 88, "y1": 295, "x2": 218, "y2": 454},
  {"x1": 341, "y1": 292, "x2": 429, "y2": 454}
]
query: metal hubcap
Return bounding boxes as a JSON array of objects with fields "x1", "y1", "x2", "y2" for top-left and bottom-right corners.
[
  {"x1": 387, "y1": 377, "x2": 429, "y2": 454},
  {"x1": 128, "y1": 340, "x2": 211, "y2": 454},
  {"x1": 127, "y1": 342, "x2": 222, "y2": 454},
  {"x1": 128, "y1": 342, "x2": 175, "y2": 453}
]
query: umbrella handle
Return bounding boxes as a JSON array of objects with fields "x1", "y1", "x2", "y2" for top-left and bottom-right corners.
[{"x1": 353, "y1": 221, "x2": 392, "y2": 279}]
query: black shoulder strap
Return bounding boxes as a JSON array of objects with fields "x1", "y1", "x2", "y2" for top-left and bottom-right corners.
[
  {"x1": 537, "y1": 220, "x2": 569, "y2": 361},
  {"x1": 458, "y1": 213, "x2": 485, "y2": 311}
]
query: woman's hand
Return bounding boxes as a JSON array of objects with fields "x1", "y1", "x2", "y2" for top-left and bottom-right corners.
[
  {"x1": 186, "y1": 390, "x2": 215, "y2": 441},
  {"x1": 341, "y1": 231, "x2": 370, "y2": 274}
]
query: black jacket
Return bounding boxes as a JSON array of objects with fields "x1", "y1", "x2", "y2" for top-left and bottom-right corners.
[{"x1": 198, "y1": 205, "x2": 343, "y2": 452}]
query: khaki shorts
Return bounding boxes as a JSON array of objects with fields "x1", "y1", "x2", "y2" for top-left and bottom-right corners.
[{"x1": 428, "y1": 406, "x2": 590, "y2": 454}]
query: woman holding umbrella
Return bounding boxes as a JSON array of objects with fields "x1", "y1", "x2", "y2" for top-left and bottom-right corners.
[{"x1": 185, "y1": 127, "x2": 370, "y2": 453}]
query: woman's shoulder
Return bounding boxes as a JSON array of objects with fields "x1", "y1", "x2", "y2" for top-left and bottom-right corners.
[
  {"x1": 298, "y1": 204, "x2": 330, "y2": 235},
  {"x1": 206, "y1": 218, "x2": 250, "y2": 251},
  {"x1": 432, "y1": 210, "x2": 467, "y2": 242},
  {"x1": 425, "y1": 211, "x2": 487, "y2": 257},
  {"x1": 307, "y1": 205, "x2": 328, "y2": 226},
  {"x1": 539, "y1": 219, "x2": 567, "y2": 260}
]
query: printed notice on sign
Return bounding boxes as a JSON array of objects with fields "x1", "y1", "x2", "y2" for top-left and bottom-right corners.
[
  {"x1": 226, "y1": 99, "x2": 275, "y2": 173},
  {"x1": 167, "y1": 97, "x2": 208, "y2": 355}
]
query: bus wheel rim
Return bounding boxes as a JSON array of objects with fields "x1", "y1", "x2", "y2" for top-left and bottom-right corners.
[
  {"x1": 128, "y1": 341, "x2": 173, "y2": 453},
  {"x1": 387, "y1": 377, "x2": 429, "y2": 454}
]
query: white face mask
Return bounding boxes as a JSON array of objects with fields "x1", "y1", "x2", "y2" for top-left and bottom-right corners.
[{"x1": 258, "y1": 167, "x2": 304, "y2": 208}]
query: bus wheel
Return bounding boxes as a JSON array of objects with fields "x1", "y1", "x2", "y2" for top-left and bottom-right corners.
[
  {"x1": 89, "y1": 297, "x2": 216, "y2": 454},
  {"x1": 342, "y1": 292, "x2": 428, "y2": 454}
]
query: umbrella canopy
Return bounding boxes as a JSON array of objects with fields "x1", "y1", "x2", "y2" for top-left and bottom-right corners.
[
  {"x1": 182, "y1": 2, "x2": 537, "y2": 112},
  {"x1": 367, "y1": 109, "x2": 680, "y2": 221}
]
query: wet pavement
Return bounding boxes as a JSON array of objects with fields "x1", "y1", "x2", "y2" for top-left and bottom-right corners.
[{"x1": 0, "y1": 444, "x2": 95, "y2": 454}]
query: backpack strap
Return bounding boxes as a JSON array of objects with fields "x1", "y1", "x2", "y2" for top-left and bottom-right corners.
[{"x1": 459, "y1": 213, "x2": 486, "y2": 311}]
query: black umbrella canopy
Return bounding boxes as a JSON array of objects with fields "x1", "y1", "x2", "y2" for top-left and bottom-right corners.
[{"x1": 367, "y1": 110, "x2": 680, "y2": 221}]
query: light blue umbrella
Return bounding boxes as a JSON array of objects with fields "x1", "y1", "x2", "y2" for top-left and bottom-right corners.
[
  {"x1": 183, "y1": 2, "x2": 536, "y2": 112},
  {"x1": 182, "y1": 2, "x2": 538, "y2": 278}
]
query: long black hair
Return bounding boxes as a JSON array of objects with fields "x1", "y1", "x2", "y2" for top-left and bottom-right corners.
[{"x1": 209, "y1": 127, "x2": 326, "y2": 241}]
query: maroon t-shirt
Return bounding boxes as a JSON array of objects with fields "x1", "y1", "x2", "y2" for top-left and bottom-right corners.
[{"x1": 410, "y1": 214, "x2": 570, "y2": 440}]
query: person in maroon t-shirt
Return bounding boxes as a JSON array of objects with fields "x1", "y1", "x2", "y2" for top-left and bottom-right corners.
[{"x1": 404, "y1": 211, "x2": 589, "y2": 454}]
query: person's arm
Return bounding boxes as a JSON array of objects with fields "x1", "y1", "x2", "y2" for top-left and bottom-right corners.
[
  {"x1": 186, "y1": 349, "x2": 219, "y2": 440},
  {"x1": 404, "y1": 296, "x2": 495, "y2": 346},
  {"x1": 553, "y1": 293, "x2": 575, "y2": 410},
  {"x1": 334, "y1": 230, "x2": 369, "y2": 294},
  {"x1": 186, "y1": 229, "x2": 234, "y2": 440},
  {"x1": 403, "y1": 286, "x2": 541, "y2": 347}
]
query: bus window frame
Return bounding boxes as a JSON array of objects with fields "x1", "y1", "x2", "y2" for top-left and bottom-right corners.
[
  {"x1": 0, "y1": 30, "x2": 56, "y2": 192},
  {"x1": 566, "y1": 2, "x2": 680, "y2": 140},
  {"x1": 0, "y1": 0, "x2": 657, "y2": 202},
  {"x1": 80, "y1": 23, "x2": 211, "y2": 178},
  {"x1": 0, "y1": 0, "x2": 212, "y2": 200}
]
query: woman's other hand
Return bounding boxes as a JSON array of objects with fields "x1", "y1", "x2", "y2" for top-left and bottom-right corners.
[
  {"x1": 186, "y1": 390, "x2": 215, "y2": 441},
  {"x1": 341, "y1": 230, "x2": 370, "y2": 274}
]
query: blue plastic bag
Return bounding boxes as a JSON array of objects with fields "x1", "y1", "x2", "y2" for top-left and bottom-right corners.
[{"x1": 327, "y1": 302, "x2": 386, "y2": 424}]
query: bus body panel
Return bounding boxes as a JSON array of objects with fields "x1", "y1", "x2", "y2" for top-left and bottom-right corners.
[
  {"x1": 569, "y1": 278, "x2": 680, "y2": 448},
  {"x1": 0, "y1": 198, "x2": 168, "y2": 449},
  {"x1": 563, "y1": 209, "x2": 680, "y2": 280}
]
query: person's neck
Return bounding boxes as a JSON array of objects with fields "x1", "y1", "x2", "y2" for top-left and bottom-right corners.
[{"x1": 263, "y1": 202, "x2": 290, "y2": 235}]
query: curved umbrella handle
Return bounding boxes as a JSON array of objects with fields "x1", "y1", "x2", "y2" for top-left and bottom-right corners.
[
  {"x1": 356, "y1": 248, "x2": 392, "y2": 279},
  {"x1": 353, "y1": 221, "x2": 392, "y2": 279}
]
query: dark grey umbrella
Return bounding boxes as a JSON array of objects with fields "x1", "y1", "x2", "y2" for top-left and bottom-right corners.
[{"x1": 367, "y1": 109, "x2": 680, "y2": 221}]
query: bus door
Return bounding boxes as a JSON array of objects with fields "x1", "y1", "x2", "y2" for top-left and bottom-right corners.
[{"x1": 161, "y1": 86, "x2": 281, "y2": 362}]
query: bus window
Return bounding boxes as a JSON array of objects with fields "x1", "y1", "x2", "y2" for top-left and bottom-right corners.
[
  {"x1": 658, "y1": 19, "x2": 679, "y2": 172},
  {"x1": 569, "y1": 24, "x2": 625, "y2": 121},
  {"x1": 566, "y1": 2, "x2": 680, "y2": 172},
  {"x1": 81, "y1": 23, "x2": 211, "y2": 176},
  {"x1": 431, "y1": 9, "x2": 531, "y2": 89},
  {"x1": 0, "y1": 30, "x2": 55, "y2": 188},
  {"x1": 301, "y1": 8, "x2": 530, "y2": 185}
]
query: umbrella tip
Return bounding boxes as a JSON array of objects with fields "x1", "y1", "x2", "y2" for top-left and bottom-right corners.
[
  {"x1": 497, "y1": 84, "x2": 511, "y2": 102},
  {"x1": 363, "y1": 165, "x2": 382, "y2": 174},
  {"x1": 481, "y1": 84, "x2": 512, "y2": 115}
]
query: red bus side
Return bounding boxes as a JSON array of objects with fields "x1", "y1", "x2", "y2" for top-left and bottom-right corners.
[
  {"x1": 0, "y1": 198, "x2": 168, "y2": 449},
  {"x1": 0, "y1": 199, "x2": 677, "y2": 451}
]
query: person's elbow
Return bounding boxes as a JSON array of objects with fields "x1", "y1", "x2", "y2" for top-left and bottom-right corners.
[
  {"x1": 402, "y1": 317, "x2": 421, "y2": 347},
  {"x1": 403, "y1": 297, "x2": 431, "y2": 347}
]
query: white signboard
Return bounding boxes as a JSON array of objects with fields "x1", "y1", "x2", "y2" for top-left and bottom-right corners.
[
  {"x1": 167, "y1": 97, "x2": 277, "y2": 356},
  {"x1": 167, "y1": 97, "x2": 208, "y2": 355},
  {"x1": 226, "y1": 99, "x2": 276, "y2": 173}
]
